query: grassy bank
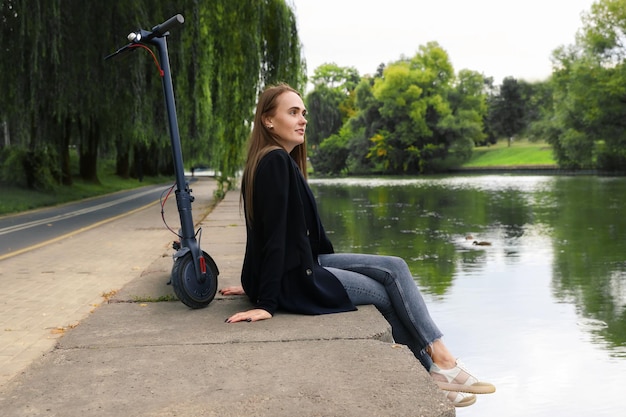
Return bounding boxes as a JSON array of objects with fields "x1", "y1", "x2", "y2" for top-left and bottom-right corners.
[
  {"x1": 0, "y1": 168, "x2": 171, "y2": 216},
  {"x1": 462, "y1": 139, "x2": 556, "y2": 167}
]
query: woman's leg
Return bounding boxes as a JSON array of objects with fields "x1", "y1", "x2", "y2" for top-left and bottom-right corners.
[
  {"x1": 323, "y1": 266, "x2": 432, "y2": 366},
  {"x1": 321, "y1": 253, "x2": 496, "y2": 399},
  {"x1": 319, "y1": 253, "x2": 442, "y2": 369}
]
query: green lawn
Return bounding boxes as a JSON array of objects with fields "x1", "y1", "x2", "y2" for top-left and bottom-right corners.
[
  {"x1": 0, "y1": 171, "x2": 171, "y2": 216},
  {"x1": 462, "y1": 139, "x2": 556, "y2": 167}
]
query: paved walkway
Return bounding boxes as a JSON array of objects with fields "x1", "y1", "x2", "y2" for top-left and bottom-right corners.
[
  {"x1": 0, "y1": 179, "x2": 217, "y2": 385},
  {"x1": 0, "y1": 178, "x2": 453, "y2": 416}
]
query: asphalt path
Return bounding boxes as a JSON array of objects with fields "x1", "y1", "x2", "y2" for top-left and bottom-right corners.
[{"x1": 0, "y1": 182, "x2": 181, "y2": 260}]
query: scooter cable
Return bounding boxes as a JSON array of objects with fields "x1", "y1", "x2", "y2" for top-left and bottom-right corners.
[
  {"x1": 160, "y1": 183, "x2": 180, "y2": 237},
  {"x1": 160, "y1": 184, "x2": 204, "y2": 246},
  {"x1": 128, "y1": 43, "x2": 164, "y2": 77}
]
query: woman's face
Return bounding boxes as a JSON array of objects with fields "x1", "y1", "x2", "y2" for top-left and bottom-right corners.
[{"x1": 265, "y1": 91, "x2": 307, "y2": 153}]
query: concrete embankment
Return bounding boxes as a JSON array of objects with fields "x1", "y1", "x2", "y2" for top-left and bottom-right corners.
[{"x1": 0, "y1": 179, "x2": 454, "y2": 417}]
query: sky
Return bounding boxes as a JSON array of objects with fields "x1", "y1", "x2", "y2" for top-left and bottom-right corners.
[{"x1": 290, "y1": 0, "x2": 598, "y2": 88}]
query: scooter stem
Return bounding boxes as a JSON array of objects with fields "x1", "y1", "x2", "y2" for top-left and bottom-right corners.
[{"x1": 148, "y1": 35, "x2": 206, "y2": 280}]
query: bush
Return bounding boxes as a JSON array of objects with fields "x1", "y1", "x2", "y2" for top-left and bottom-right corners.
[
  {"x1": 309, "y1": 134, "x2": 349, "y2": 175},
  {"x1": 596, "y1": 146, "x2": 626, "y2": 172},
  {"x1": 0, "y1": 145, "x2": 60, "y2": 190}
]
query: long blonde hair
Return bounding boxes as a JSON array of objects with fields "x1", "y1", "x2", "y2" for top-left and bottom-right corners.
[{"x1": 242, "y1": 83, "x2": 308, "y2": 225}]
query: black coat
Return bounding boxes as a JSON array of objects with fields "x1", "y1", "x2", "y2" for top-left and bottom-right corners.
[{"x1": 241, "y1": 149, "x2": 356, "y2": 316}]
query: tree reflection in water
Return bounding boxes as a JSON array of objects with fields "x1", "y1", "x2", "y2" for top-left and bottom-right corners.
[{"x1": 311, "y1": 175, "x2": 626, "y2": 354}]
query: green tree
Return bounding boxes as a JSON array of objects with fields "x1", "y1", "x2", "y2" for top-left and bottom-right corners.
[
  {"x1": 0, "y1": 0, "x2": 168, "y2": 186},
  {"x1": 487, "y1": 77, "x2": 526, "y2": 146},
  {"x1": 312, "y1": 43, "x2": 489, "y2": 175},
  {"x1": 310, "y1": 63, "x2": 360, "y2": 91},
  {"x1": 346, "y1": 78, "x2": 383, "y2": 174},
  {"x1": 206, "y1": 0, "x2": 305, "y2": 191},
  {"x1": 0, "y1": 0, "x2": 66, "y2": 188},
  {"x1": 367, "y1": 42, "x2": 458, "y2": 173},
  {"x1": 522, "y1": 80, "x2": 554, "y2": 133},
  {"x1": 306, "y1": 63, "x2": 360, "y2": 173},
  {"x1": 305, "y1": 86, "x2": 344, "y2": 147},
  {"x1": 443, "y1": 69, "x2": 488, "y2": 161},
  {"x1": 305, "y1": 63, "x2": 360, "y2": 146},
  {"x1": 310, "y1": 129, "x2": 351, "y2": 175},
  {"x1": 544, "y1": 0, "x2": 626, "y2": 170},
  {"x1": 0, "y1": 0, "x2": 305, "y2": 191}
]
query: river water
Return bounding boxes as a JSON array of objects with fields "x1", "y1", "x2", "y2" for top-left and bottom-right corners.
[{"x1": 309, "y1": 174, "x2": 626, "y2": 417}]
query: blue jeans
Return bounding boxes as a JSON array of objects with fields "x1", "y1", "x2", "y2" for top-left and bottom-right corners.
[{"x1": 319, "y1": 253, "x2": 442, "y2": 369}]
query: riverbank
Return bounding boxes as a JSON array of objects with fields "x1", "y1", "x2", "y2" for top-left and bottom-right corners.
[
  {"x1": 0, "y1": 139, "x2": 558, "y2": 216},
  {"x1": 448, "y1": 165, "x2": 599, "y2": 175}
]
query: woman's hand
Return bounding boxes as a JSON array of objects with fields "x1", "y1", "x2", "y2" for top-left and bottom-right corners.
[
  {"x1": 225, "y1": 308, "x2": 272, "y2": 323},
  {"x1": 219, "y1": 285, "x2": 246, "y2": 296}
]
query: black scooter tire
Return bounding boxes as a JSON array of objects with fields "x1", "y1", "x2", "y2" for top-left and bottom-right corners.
[{"x1": 171, "y1": 251, "x2": 218, "y2": 309}]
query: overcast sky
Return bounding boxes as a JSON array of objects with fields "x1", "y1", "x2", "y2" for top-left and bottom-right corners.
[{"x1": 290, "y1": 0, "x2": 598, "y2": 87}]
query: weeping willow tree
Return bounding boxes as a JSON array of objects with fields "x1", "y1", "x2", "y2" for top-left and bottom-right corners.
[
  {"x1": 0, "y1": 0, "x2": 69, "y2": 188},
  {"x1": 0, "y1": 0, "x2": 305, "y2": 191},
  {"x1": 173, "y1": 0, "x2": 306, "y2": 193}
]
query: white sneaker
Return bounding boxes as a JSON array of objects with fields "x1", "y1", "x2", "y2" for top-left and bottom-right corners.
[
  {"x1": 443, "y1": 390, "x2": 476, "y2": 407},
  {"x1": 430, "y1": 360, "x2": 496, "y2": 394}
]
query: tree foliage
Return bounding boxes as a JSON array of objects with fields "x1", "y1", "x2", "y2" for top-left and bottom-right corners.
[
  {"x1": 305, "y1": 64, "x2": 360, "y2": 143},
  {"x1": 304, "y1": 0, "x2": 626, "y2": 175},
  {"x1": 544, "y1": 0, "x2": 626, "y2": 170},
  {"x1": 305, "y1": 63, "x2": 361, "y2": 174},
  {"x1": 488, "y1": 77, "x2": 526, "y2": 145},
  {"x1": 307, "y1": 42, "x2": 489, "y2": 175},
  {"x1": 0, "y1": 0, "x2": 305, "y2": 190}
]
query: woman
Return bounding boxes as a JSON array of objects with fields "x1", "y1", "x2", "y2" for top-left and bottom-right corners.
[{"x1": 220, "y1": 84, "x2": 495, "y2": 407}]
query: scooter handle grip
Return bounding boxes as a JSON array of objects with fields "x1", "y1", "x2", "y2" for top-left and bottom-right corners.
[{"x1": 152, "y1": 14, "x2": 184, "y2": 37}]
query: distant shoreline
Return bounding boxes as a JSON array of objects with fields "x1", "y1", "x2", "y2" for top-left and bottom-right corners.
[
  {"x1": 450, "y1": 165, "x2": 625, "y2": 176},
  {"x1": 452, "y1": 164, "x2": 558, "y2": 173}
]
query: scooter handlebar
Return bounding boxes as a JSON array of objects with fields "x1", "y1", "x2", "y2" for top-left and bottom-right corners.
[
  {"x1": 105, "y1": 14, "x2": 184, "y2": 61},
  {"x1": 151, "y1": 14, "x2": 184, "y2": 37}
]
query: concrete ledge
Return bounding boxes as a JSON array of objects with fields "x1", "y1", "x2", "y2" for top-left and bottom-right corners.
[
  {"x1": 0, "y1": 187, "x2": 455, "y2": 416},
  {"x1": 0, "y1": 298, "x2": 452, "y2": 417},
  {"x1": 2, "y1": 338, "x2": 451, "y2": 417},
  {"x1": 57, "y1": 300, "x2": 394, "y2": 349}
]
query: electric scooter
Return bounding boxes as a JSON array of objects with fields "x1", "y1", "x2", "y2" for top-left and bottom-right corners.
[{"x1": 105, "y1": 14, "x2": 218, "y2": 309}]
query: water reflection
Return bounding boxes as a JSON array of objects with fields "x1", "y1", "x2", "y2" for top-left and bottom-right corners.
[{"x1": 310, "y1": 175, "x2": 626, "y2": 416}]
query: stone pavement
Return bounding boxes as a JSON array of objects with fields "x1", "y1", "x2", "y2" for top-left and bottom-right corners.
[
  {"x1": 0, "y1": 178, "x2": 454, "y2": 417},
  {"x1": 0, "y1": 179, "x2": 218, "y2": 386}
]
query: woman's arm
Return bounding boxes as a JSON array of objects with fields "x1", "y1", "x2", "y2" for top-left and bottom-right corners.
[{"x1": 249, "y1": 151, "x2": 292, "y2": 315}]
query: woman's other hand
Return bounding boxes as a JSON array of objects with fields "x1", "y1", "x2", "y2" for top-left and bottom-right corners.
[
  {"x1": 219, "y1": 286, "x2": 246, "y2": 296},
  {"x1": 225, "y1": 309, "x2": 272, "y2": 323}
]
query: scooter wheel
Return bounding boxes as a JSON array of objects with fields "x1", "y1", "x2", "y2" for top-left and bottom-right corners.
[{"x1": 171, "y1": 251, "x2": 218, "y2": 309}]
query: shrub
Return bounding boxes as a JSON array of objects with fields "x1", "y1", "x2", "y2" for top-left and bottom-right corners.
[{"x1": 1, "y1": 145, "x2": 60, "y2": 190}]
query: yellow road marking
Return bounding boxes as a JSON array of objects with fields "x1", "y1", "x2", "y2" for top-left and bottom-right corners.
[{"x1": 0, "y1": 201, "x2": 158, "y2": 262}]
